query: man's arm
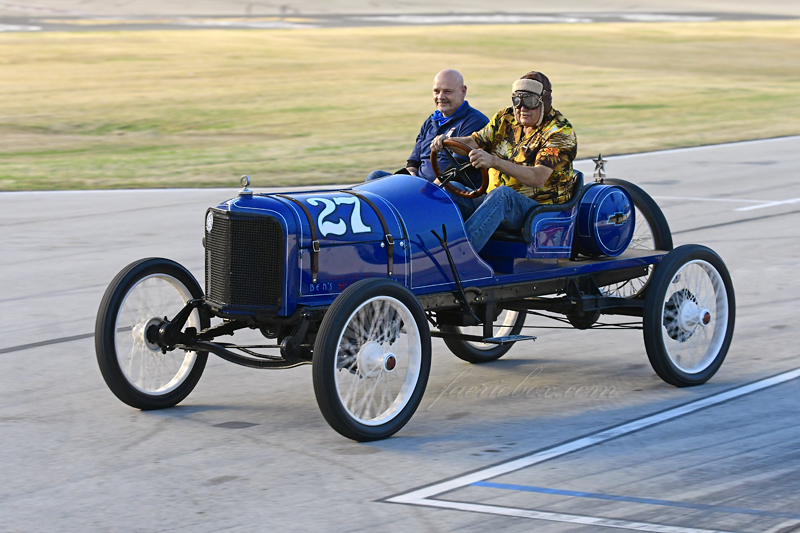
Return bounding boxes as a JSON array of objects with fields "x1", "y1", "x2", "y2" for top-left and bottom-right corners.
[
  {"x1": 433, "y1": 135, "x2": 553, "y2": 188},
  {"x1": 469, "y1": 149, "x2": 553, "y2": 188},
  {"x1": 407, "y1": 122, "x2": 429, "y2": 176}
]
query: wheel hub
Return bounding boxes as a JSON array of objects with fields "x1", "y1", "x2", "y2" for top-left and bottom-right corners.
[
  {"x1": 677, "y1": 300, "x2": 711, "y2": 332},
  {"x1": 356, "y1": 342, "x2": 396, "y2": 378},
  {"x1": 664, "y1": 289, "x2": 703, "y2": 342},
  {"x1": 132, "y1": 316, "x2": 164, "y2": 352}
]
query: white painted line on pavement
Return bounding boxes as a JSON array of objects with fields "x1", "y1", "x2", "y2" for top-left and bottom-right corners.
[
  {"x1": 621, "y1": 14, "x2": 715, "y2": 22},
  {"x1": 594, "y1": 135, "x2": 800, "y2": 160},
  {"x1": 640, "y1": 195, "x2": 800, "y2": 214},
  {"x1": 652, "y1": 195, "x2": 763, "y2": 204},
  {"x1": 0, "y1": 24, "x2": 40, "y2": 31},
  {"x1": 352, "y1": 15, "x2": 594, "y2": 24},
  {"x1": 0, "y1": 184, "x2": 356, "y2": 197},
  {"x1": 412, "y1": 499, "x2": 730, "y2": 533},
  {"x1": 736, "y1": 198, "x2": 800, "y2": 212},
  {"x1": 387, "y1": 366, "x2": 800, "y2": 531}
]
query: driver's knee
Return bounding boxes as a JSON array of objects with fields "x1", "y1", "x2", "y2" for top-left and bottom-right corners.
[
  {"x1": 448, "y1": 181, "x2": 470, "y2": 193},
  {"x1": 444, "y1": 185, "x2": 483, "y2": 220},
  {"x1": 488, "y1": 185, "x2": 514, "y2": 200}
]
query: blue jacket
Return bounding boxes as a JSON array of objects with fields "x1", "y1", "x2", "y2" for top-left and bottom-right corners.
[{"x1": 407, "y1": 101, "x2": 489, "y2": 186}]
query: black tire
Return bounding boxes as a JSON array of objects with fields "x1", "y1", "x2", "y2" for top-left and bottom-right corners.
[
  {"x1": 601, "y1": 178, "x2": 673, "y2": 298},
  {"x1": 643, "y1": 245, "x2": 735, "y2": 387},
  {"x1": 441, "y1": 310, "x2": 526, "y2": 363},
  {"x1": 95, "y1": 258, "x2": 209, "y2": 409},
  {"x1": 312, "y1": 278, "x2": 431, "y2": 441}
]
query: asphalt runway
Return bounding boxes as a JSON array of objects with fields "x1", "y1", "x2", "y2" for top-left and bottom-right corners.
[
  {"x1": 1, "y1": 0, "x2": 797, "y2": 33},
  {"x1": 1, "y1": 0, "x2": 798, "y2": 33},
  {"x1": 2, "y1": 0, "x2": 800, "y2": 18},
  {"x1": 0, "y1": 11, "x2": 796, "y2": 33},
  {"x1": 1, "y1": 11, "x2": 796, "y2": 33},
  {"x1": 2, "y1": 136, "x2": 800, "y2": 532}
]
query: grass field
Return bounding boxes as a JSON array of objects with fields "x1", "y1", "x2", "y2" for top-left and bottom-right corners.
[{"x1": 1, "y1": 20, "x2": 799, "y2": 190}]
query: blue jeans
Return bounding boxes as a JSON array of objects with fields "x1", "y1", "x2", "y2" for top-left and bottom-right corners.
[
  {"x1": 447, "y1": 185, "x2": 538, "y2": 252},
  {"x1": 365, "y1": 170, "x2": 393, "y2": 182}
]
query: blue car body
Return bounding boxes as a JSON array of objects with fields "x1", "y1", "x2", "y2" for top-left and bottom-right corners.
[{"x1": 205, "y1": 173, "x2": 658, "y2": 318}]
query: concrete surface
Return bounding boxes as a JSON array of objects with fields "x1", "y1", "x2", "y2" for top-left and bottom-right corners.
[
  {"x1": 1, "y1": 0, "x2": 800, "y2": 17},
  {"x1": 0, "y1": 1, "x2": 797, "y2": 33},
  {"x1": 2, "y1": 137, "x2": 800, "y2": 531}
]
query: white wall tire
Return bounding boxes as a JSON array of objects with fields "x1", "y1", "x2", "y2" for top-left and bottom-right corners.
[
  {"x1": 313, "y1": 278, "x2": 431, "y2": 441},
  {"x1": 643, "y1": 245, "x2": 735, "y2": 386},
  {"x1": 95, "y1": 258, "x2": 208, "y2": 409}
]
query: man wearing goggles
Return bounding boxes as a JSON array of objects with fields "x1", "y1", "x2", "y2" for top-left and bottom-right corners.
[
  {"x1": 511, "y1": 92, "x2": 543, "y2": 113},
  {"x1": 431, "y1": 71, "x2": 577, "y2": 253}
]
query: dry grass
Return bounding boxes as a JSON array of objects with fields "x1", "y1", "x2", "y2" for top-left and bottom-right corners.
[{"x1": 1, "y1": 20, "x2": 799, "y2": 190}]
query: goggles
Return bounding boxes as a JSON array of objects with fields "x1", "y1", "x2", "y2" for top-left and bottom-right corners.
[{"x1": 512, "y1": 92, "x2": 542, "y2": 110}]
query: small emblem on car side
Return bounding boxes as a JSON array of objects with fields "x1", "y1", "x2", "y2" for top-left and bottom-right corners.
[
  {"x1": 607, "y1": 212, "x2": 628, "y2": 226},
  {"x1": 206, "y1": 212, "x2": 214, "y2": 232}
]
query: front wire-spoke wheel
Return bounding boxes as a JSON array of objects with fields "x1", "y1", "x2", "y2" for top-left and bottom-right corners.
[
  {"x1": 643, "y1": 245, "x2": 735, "y2": 386},
  {"x1": 441, "y1": 309, "x2": 526, "y2": 363},
  {"x1": 600, "y1": 178, "x2": 673, "y2": 298},
  {"x1": 313, "y1": 279, "x2": 431, "y2": 441},
  {"x1": 95, "y1": 258, "x2": 208, "y2": 409}
]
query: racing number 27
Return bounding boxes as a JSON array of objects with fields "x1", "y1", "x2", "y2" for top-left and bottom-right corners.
[{"x1": 306, "y1": 197, "x2": 372, "y2": 237}]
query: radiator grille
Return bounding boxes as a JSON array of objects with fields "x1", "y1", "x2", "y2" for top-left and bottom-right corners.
[{"x1": 205, "y1": 210, "x2": 283, "y2": 308}]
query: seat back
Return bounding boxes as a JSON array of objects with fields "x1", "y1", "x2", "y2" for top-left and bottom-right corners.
[
  {"x1": 522, "y1": 170, "x2": 583, "y2": 245},
  {"x1": 480, "y1": 171, "x2": 584, "y2": 266}
]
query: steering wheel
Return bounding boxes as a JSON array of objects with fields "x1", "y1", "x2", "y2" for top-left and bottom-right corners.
[{"x1": 430, "y1": 139, "x2": 489, "y2": 199}]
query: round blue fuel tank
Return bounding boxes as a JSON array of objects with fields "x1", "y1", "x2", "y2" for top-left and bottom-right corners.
[{"x1": 576, "y1": 184, "x2": 635, "y2": 257}]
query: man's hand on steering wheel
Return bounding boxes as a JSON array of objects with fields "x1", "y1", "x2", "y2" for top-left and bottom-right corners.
[
  {"x1": 468, "y1": 148, "x2": 495, "y2": 170},
  {"x1": 430, "y1": 134, "x2": 452, "y2": 154},
  {"x1": 430, "y1": 137, "x2": 490, "y2": 199}
]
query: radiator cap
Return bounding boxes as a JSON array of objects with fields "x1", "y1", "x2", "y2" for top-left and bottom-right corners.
[{"x1": 239, "y1": 175, "x2": 253, "y2": 197}]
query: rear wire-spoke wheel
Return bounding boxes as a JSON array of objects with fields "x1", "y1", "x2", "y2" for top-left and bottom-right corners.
[
  {"x1": 313, "y1": 278, "x2": 431, "y2": 441},
  {"x1": 95, "y1": 258, "x2": 208, "y2": 409},
  {"x1": 643, "y1": 245, "x2": 735, "y2": 386},
  {"x1": 601, "y1": 178, "x2": 673, "y2": 298},
  {"x1": 441, "y1": 309, "x2": 526, "y2": 363}
]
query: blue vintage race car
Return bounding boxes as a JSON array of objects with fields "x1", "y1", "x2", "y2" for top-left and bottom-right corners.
[{"x1": 95, "y1": 147, "x2": 735, "y2": 441}]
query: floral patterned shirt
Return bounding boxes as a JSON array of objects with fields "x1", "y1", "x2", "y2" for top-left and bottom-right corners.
[{"x1": 471, "y1": 106, "x2": 577, "y2": 204}]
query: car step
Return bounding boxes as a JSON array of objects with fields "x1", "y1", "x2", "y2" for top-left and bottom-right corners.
[
  {"x1": 482, "y1": 334, "x2": 537, "y2": 344},
  {"x1": 431, "y1": 332, "x2": 536, "y2": 344}
]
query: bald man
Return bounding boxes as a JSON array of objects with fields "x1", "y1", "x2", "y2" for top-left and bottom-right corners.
[{"x1": 366, "y1": 69, "x2": 489, "y2": 186}]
